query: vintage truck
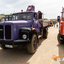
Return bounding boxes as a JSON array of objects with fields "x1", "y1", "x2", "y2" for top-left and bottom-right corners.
[
  {"x1": 0, "y1": 5, "x2": 49, "y2": 53},
  {"x1": 1, "y1": 15, "x2": 12, "y2": 22}
]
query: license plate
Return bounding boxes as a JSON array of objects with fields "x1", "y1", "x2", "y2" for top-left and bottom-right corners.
[{"x1": 5, "y1": 45, "x2": 13, "y2": 48}]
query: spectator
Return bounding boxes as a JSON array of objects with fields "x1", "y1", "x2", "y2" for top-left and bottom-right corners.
[
  {"x1": 54, "y1": 24, "x2": 55, "y2": 27},
  {"x1": 56, "y1": 24, "x2": 58, "y2": 27}
]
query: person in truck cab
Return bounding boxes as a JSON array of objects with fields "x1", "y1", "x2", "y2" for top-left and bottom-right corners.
[
  {"x1": 33, "y1": 13, "x2": 37, "y2": 20},
  {"x1": 33, "y1": 13, "x2": 43, "y2": 31},
  {"x1": 33, "y1": 13, "x2": 39, "y2": 28},
  {"x1": 23, "y1": 15, "x2": 26, "y2": 19},
  {"x1": 27, "y1": 15, "x2": 31, "y2": 19}
]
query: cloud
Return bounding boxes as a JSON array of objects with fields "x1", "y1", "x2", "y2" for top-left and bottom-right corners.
[
  {"x1": 0, "y1": 0, "x2": 64, "y2": 19},
  {"x1": 0, "y1": 0, "x2": 34, "y2": 14},
  {"x1": 2, "y1": 0, "x2": 19, "y2": 5}
]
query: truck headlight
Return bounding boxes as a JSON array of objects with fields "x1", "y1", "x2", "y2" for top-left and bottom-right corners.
[{"x1": 22, "y1": 34, "x2": 27, "y2": 39}]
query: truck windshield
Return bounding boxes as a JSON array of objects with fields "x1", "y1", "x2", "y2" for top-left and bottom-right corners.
[{"x1": 12, "y1": 13, "x2": 32, "y2": 20}]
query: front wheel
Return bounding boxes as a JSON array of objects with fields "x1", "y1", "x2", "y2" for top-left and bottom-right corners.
[
  {"x1": 57, "y1": 34, "x2": 62, "y2": 44},
  {"x1": 27, "y1": 34, "x2": 37, "y2": 54}
]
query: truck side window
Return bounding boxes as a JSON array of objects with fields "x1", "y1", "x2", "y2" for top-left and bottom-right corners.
[{"x1": 34, "y1": 13, "x2": 37, "y2": 20}]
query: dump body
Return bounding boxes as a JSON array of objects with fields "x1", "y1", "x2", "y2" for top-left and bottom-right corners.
[{"x1": 43, "y1": 20, "x2": 49, "y2": 27}]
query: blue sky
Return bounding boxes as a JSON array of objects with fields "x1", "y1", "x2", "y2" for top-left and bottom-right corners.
[{"x1": 0, "y1": 0, "x2": 64, "y2": 19}]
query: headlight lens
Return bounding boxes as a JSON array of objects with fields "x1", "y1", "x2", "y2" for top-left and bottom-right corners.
[{"x1": 22, "y1": 34, "x2": 27, "y2": 39}]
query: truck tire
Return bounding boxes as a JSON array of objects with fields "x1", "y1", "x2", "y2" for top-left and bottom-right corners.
[
  {"x1": 43, "y1": 28, "x2": 48, "y2": 38},
  {"x1": 57, "y1": 34, "x2": 62, "y2": 44},
  {"x1": 27, "y1": 34, "x2": 37, "y2": 54},
  {"x1": 0, "y1": 44, "x2": 7, "y2": 49}
]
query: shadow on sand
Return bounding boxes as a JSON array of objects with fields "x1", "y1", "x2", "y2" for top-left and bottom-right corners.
[
  {"x1": 57, "y1": 34, "x2": 64, "y2": 64},
  {"x1": 0, "y1": 38, "x2": 45, "y2": 64}
]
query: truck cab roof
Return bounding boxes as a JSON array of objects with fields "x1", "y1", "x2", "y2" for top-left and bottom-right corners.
[{"x1": 13, "y1": 11, "x2": 37, "y2": 15}]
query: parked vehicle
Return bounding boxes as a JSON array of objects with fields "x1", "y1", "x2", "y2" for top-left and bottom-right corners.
[
  {"x1": 57, "y1": 7, "x2": 64, "y2": 44},
  {"x1": 1, "y1": 15, "x2": 12, "y2": 22},
  {"x1": 49, "y1": 20, "x2": 53, "y2": 26},
  {"x1": 0, "y1": 5, "x2": 49, "y2": 53}
]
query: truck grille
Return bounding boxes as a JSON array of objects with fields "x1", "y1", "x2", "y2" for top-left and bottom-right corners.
[
  {"x1": 5, "y1": 25, "x2": 11, "y2": 39},
  {"x1": 0, "y1": 25, "x2": 4, "y2": 39}
]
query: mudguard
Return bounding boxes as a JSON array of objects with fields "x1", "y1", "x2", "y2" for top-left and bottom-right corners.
[{"x1": 19, "y1": 27, "x2": 38, "y2": 41}]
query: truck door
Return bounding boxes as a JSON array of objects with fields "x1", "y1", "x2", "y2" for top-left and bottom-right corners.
[{"x1": 33, "y1": 13, "x2": 40, "y2": 32}]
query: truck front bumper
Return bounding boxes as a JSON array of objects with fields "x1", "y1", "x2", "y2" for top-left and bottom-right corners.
[{"x1": 0, "y1": 40, "x2": 30, "y2": 45}]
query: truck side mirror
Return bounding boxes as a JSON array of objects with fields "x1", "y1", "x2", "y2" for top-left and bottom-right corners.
[
  {"x1": 39, "y1": 12, "x2": 42, "y2": 19},
  {"x1": 57, "y1": 16, "x2": 60, "y2": 22}
]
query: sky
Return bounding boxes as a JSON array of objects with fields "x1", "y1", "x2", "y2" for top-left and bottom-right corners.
[{"x1": 0, "y1": 0, "x2": 64, "y2": 19}]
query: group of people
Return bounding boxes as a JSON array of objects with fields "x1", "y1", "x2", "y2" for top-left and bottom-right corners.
[{"x1": 54, "y1": 23, "x2": 58, "y2": 27}]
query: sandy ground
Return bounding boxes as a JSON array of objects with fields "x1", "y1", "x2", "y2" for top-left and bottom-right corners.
[{"x1": 0, "y1": 23, "x2": 64, "y2": 64}]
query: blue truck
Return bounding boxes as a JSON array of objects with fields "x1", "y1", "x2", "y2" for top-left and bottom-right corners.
[{"x1": 0, "y1": 5, "x2": 49, "y2": 53}]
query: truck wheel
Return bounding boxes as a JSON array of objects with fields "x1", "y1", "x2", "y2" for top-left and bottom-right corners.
[
  {"x1": 57, "y1": 34, "x2": 62, "y2": 44},
  {"x1": 27, "y1": 34, "x2": 37, "y2": 54},
  {"x1": 0, "y1": 44, "x2": 6, "y2": 49},
  {"x1": 43, "y1": 28, "x2": 48, "y2": 38}
]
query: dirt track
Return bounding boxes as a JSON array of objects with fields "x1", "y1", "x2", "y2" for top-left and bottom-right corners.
[{"x1": 0, "y1": 24, "x2": 64, "y2": 64}]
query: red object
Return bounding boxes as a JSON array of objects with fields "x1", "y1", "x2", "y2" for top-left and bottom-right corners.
[
  {"x1": 59, "y1": 8, "x2": 64, "y2": 35},
  {"x1": 60, "y1": 22, "x2": 64, "y2": 35}
]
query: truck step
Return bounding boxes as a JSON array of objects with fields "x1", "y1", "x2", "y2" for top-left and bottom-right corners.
[{"x1": 38, "y1": 35, "x2": 42, "y2": 38}]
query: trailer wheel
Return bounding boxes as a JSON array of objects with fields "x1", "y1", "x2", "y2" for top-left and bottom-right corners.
[
  {"x1": 43, "y1": 28, "x2": 48, "y2": 38},
  {"x1": 57, "y1": 34, "x2": 62, "y2": 44},
  {"x1": 0, "y1": 44, "x2": 7, "y2": 49},
  {"x1": 27, "y1": 34, "x2": 37, "y2": 54}
]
